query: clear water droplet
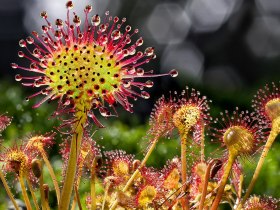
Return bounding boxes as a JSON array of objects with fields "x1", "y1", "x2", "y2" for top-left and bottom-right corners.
[
  {"x1": 169, "y1": 69, "x2": 178, "y2": 77},
  {"x1": 91, "y1": 15, "x2": 100, "y2": 26},
  {"x1": 141, "y1": 91, "x2": 150, "y2": 99},
  {"x1": 26, "y1": 36, "x2": 34, "y2": 44},
  {"x1": 136, "y1": 68, "x2": 144, "y2": 76},
  {"x1": 123, "y1": 81, "x2": 131, "y2": 88},
  {"x1": 18, "y1": 51, "x2": 24, "y2": 58},
  {"x1": 15, "y1": 74, "x2": 22, "y2": 81},
  {"x1": 19, "y1": 39, "x2": 26, "y2": 47},
  {"x1": 145, "y1": 80, "x2": 153, "y2": 88},
  {"x1": 111, "y1": 30, "x2": 121, "y2": 40},
  {"x1": 11, "y1": 63, "x2": 18, "y2": 69},
  {"x1": 30, "y1": 63, "x2": 39, "y2": 71},
  {"x1": 98, "y1": 34, "x2": 108, "y2": 45},
  {"x1": 136, "y1": 38, "x2": 143, "y2": 47},
  {"x1": 144, "y1": 47, "x2": 154, "y2": 56},
  {"x1": 99, "y1": 107, "x2": 110, "y2": 117},
  {"x1": 66, "y1": 1, "x2": 74, "y2": 10}
]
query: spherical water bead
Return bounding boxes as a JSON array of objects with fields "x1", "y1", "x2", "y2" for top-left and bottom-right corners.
[
  {"x1": 127, "y1": 66, "x2": 135, "y2": 74},
  {"x1": 30, "y1": 63, "x2": 39, "y2": 71},
  {"x1": 145, "y1": 80, "x2": 154, "y2": 88},
  {"x1": 125, "y1": 25, "x2": 131, "y2": 32},
  {"x1": 98, "y1": 34, "x2": 108, "y2": 46},
  {"x1": 41, "y1": 89, "x2": 48, "y2": 95},
  {"x1": 115, "y1": 48, "x2": 123, "y2": 56},
  {"x1": 78, "y1": 33, "x2": 83, "y2": 40},
  {"x1": 11, "y1": 63, "x2": 18, "y2": 69},
  {"x1": 40, "y1": 61, "x2": 47, "y2": 68},
  {"x1": 41, "y1": 25, "x2": 49, "y2": 33},
  {"x1": 136, "y1": 38, "x2": 143, "y2": 46},
  {"x1": 128, "y1": 47, "x2": 136, "y2": 55},
  {"x1": 136, "y1": 68, "x2": 144, "y2": 76},
  {"x1": 66, "y1": 1, "x2": 74, "y2": 10},
  {"x1": 141, "y1": 91, "x2": 150, "y2": 99},
  {"x1": 63, "y1": 99, "x2": 71, "y2": 106},
  {"x1": 43, "y1": 37, "x2": 50, "y2": 44},
  {"x1": 111, "y1": 30, "x2": 121, "y2": 40},
  {"x1": 15, "y1": 74, "x2": 22, "y2": 81},
  {"x1": 19, "y1": 39, "x2": 26, "y2": 48},
  {"x1": 99, "y1": 24, "x2": 107, "y2": 33},
  {"x1": 55, "y1": 19, "x2": 64, "y2": 28},
  {"x1": 84, "y1": 5, "x2": 92, "y2": 13},
  {"x1": 18, "y1": 51, "x2": 24, "y2": 58},
  {"x1": 91, "y1": 15, "x2": 101, "y2": 26},
  {"x1": 32, "y1": 31, "x2": 39, "y2": 37},
  {"x1": 26, "y1": 36, "x2": 34, "y2": 44},
  {"x1": 136, "y1": 51, "x2": 143, "y2": 58},
  {"x1": 123, "y1": 81, "x2": 131, "y2": 88},
  {"x1": 144, "y1": 47, "x2": 154, "y2": 56},
  {"x1": 73, "y1": 15, "x2": 81, "y2": 26},
  {"x1": 55, "y1": 30, "x2": 63, "y2": 40},
  {"x1": 99, "y1": 107, "x2": 110, "y2": 117},
  {"x1": 125, "y1": 37, "x2": 131, "y2": 44},
  {"x1": 113, "y1": 16, "x2": 119, "y2": 23},
  {"x1": 40, "y1": 11, "x2": 48, "y2": 19},
  {"x1": 169, "y1": 69, "x2": 178, "y2": 77}
]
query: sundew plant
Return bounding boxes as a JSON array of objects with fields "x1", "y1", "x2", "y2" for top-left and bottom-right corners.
[{"x1": 0, "y1": 1, "x2": 280, "y2": 210}]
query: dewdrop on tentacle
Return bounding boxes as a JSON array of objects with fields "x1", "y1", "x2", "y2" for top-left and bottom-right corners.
[
  {"x1": 252, "y1": 81, "x2": 280, "y2": 134},
  {"x1": 244, "y1": 195, "x2": 279, "y2": 210},
  {"x1": 12, "y1": 1, "x2": 178, "y2": 128},
  {"x1": 173, "y1": 87, "x2": 211, "y2": 136},
  {"x1": 148, "y1": 95, "x2": 176, "y2": 137},
  {"x1": 104, "y1": 150, "x2": 134, "y2": 178},
  {"x1": 161, "y1": 158, "x2": 181, "y2": 190},
  {"x1": 0, "y1": 113, "x2": 12, "y2": 132},
  {"x1": 0, "y1": 144, "x2": 35, "y2": 179},
  {"x1": 213, "y1": 108, "x2": 263, "y2": 157}
]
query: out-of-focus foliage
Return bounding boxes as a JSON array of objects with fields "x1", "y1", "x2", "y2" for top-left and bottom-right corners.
[{"x1": 0, "y1": 80, "x2": 57, "y2": 140}]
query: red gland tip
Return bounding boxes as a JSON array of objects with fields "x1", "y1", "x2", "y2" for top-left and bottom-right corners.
[{"x1": 169, "y1": 69, "x2": 178, "y2": 77}]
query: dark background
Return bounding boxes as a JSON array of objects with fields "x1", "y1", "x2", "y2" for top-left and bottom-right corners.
[{"x1": 2, "y1": 0, "x2": 280, "y2": 112}]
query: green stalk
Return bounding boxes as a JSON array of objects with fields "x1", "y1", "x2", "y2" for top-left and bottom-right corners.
[
  {"x1": 43, "y1": 184, "x2": 50, "y2": 210},
  {"x1": 26, "y1": 178, "x2": 40, "y2": 210},
  {"x1": 180, "y1": 133, "x2": 189, "y2": 210},
  {"x1": 74, "y1": 185, "x2": 82, "y2": 210},
  {"x1": 210, "y1": 152, "x2": 236, "y2": 210},
  {"x1": 71, "y1": 161, "x2": 83, "y2": 210},
  {"x1": 40, "y1": 149, "x2": 60, "y2": 204},
  {"x1": 91, "y1": 158, "x2": 97, "y2": 210},
  {"x1": 0, "y1": 171, "x2": 20, "y2": 210},
  {"x1": 199, "y1": 159, "x2": 218, "y2": 210},
  {"x1": 238, "y1": 126, "x2": 278, "y2": 208},
  {"x1": 19, "y1": 175, "x2": 32, "y2": 210},
  {"x1": 200, "y1": 125, "x2": 205, "y2": 162},
  {"x1": 59, "y1": 119, "x2": 84, "y2": 210},
  {"x1": 102, "y1": 183, "x2": 110, "y2": 210},
  {"x1": 38, "y1": 167, "x2": 46, "y2": 210}
]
